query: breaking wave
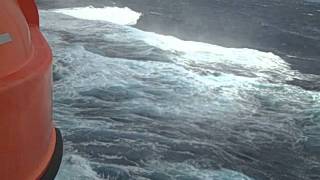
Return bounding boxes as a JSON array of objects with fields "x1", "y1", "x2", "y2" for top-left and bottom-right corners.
[{"x1": 52, "y1": 6, "x2": 142, "y2": 25}]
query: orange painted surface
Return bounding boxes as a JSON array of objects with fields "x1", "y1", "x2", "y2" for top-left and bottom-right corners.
[{"x1": 0, "y1": 0, "x2": 56, "y2": 179}]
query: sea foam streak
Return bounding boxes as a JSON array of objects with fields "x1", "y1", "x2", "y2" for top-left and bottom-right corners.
[{"x1": 52, "y1": 6, "x2": 141, "y2": 25}]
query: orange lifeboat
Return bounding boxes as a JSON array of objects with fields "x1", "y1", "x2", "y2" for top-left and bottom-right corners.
[{"x1": 0, "y1": 0, "x2": 63, "y2": 179}]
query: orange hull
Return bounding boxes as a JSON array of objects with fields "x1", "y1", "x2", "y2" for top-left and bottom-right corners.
[{"x1": 0, "y1": 1, "x2": 62, "y2": 179}]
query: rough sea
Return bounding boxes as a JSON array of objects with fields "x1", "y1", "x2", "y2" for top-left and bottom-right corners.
[{"x1": 37, "y1": 0, "x2": 320, "y2": 179}]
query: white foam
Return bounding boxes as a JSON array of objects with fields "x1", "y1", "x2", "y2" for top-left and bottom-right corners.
[
  {"x1": 52, "y1": 6, "x2": 141, "y2": 25},
  {"x1": 41, "y1": 10, "x2": 293, "y2": 81},
  {"x1": 104, "y1": 27, "x2": 295, "y2": 83},
  {"x1": 137, "y1": 30, "x2": 289, "y2": 69},
  {"x1": 56, "y1": 154, "x2": 102, "y2": 180},
  {"x1": 146, "y1": 161, "x2": 253, "y2": 180}
]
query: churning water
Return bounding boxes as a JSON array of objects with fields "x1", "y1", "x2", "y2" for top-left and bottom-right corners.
[{"x1": 40, "y1": 7, "x2": 320, "y2": 180}]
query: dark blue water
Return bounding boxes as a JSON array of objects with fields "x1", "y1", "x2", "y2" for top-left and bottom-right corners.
[{"x1": 38, "y1": 1, "x2": 320, "y2": 179}]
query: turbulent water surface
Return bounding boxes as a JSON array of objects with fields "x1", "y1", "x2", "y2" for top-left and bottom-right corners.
[{"x1": 37, "y1": 1, "x2": 320, "y2": 180}]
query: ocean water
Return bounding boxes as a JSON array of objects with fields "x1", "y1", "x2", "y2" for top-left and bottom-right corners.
[{"x1": 39, "y1": 5, "x2": 320, "y2": 180}]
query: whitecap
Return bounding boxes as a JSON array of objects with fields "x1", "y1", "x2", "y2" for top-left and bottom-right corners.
[
  {"x1": 56, "y1": 154, "x2": 102, "y2": 180},
  {"x1": 51, "y1": 6, "x2": 142, "y2": 25}
]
